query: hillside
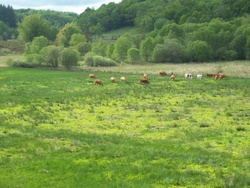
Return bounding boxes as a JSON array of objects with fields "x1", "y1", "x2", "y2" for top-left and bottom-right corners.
[
  {"x1": 77, "y1": 0, "x2": 250, "y2": 33},
  {"x1": 1, "y1": 0, "x2": 250, "y2": 64}
]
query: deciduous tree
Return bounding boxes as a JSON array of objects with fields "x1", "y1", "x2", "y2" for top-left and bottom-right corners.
[
  {"x1": 18, "y1": 15, "x2": 50, "y2": 42},
  {"x1": 60, "y1": 48, "x2": 79, "y2": 70}
]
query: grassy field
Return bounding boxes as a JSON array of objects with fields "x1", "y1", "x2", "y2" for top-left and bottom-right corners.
[
  {"x1": 0, "y1": 65, "x2": 250, "y2": 187},
  {"x1": 0, "y1": 54, "x2": 24, "y2": 67},
  {"x1": 83, "y1": 60, "x2": 250, "y2": 78}
]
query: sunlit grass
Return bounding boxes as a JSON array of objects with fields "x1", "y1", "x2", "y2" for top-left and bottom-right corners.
[{"x1": 0, "y1": 67, "x2": 249, "y2": 187}]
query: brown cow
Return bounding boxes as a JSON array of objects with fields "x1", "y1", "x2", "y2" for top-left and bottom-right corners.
[
  {"x1": 89, "y1": 74, "x2": 96, "y2": 78},
  {"x1": 94, "y1": 79, "x2": 103, "y2": 85},
  {"x1": 110, "y1": 77, "x2": 116, "y2": 82},
  {"x1": 159, "y1": 71, "x2": 167, "y2": 76},
  {"x1": 170, "y1": 74, "x2": 175, "y2": 80},
  {"x1": 120, "y1": 76, "x2": 126, "y2": 82},
  {"x1": 218, "y1": 73, "x2": 226, "y2": 79},
  {"x1": 206, "y1": 74, "x2": 216, "y2": 77},
  {"x1": 139, "y1": 78, "x2": 150, "y2": 84}
]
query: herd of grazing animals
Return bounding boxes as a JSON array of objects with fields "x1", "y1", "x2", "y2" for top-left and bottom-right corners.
[{"x1": 88, "y1": 71, "x2": 226, "y2": 86}]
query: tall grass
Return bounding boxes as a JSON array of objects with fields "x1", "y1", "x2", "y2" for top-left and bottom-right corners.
[
  {"x1": 83, "y1": 60, "x2": 250, "y2": 78},
  {"x1": 0, "y1": 67, "x2": 249, "y2": 187}
]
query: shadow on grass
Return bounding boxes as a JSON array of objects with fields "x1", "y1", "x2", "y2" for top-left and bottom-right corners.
[{"x1": 1, "y1": 125, "x2": 249, "y2": 187}]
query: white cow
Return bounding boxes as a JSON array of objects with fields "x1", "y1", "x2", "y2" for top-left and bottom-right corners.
[
  {"x1": 185, "y1": 73, "x2": 192, "y2": 79},
  {"x1": 197, "y1": 74, "x2": 202, "y2": 79}
]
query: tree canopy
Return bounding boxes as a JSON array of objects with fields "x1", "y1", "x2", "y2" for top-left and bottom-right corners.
[
  {"x1": 2, "y1": 0, "x2": 250, "y2": 64},
  {"x1": 17, "y1": 15, "x2": 50, "y2": 42}
]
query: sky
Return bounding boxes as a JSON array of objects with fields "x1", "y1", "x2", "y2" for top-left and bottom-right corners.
[{"x1": 1, "y1": 0, "x2": 122, "y2": 14}]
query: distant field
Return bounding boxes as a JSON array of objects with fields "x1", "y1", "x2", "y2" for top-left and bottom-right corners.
[
  {"x1": 1, "y1": 54, "x2": 249, "y2": 78},
  {"x1": 83, "y1": 60, "x2": 250, "y2": 78},
  {"x1": 0, "y1": 67, "x2": 249, "y2": 187},
  {"x1": 0, "y1": 54, "x2": 24, "y2": 67}
]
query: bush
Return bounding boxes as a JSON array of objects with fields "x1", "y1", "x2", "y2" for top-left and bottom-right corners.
[
  {"x1": 8, "y1": 59, "x2": 35, "y2": 68},
  {"x1": 85, "y1": 53, "x2": 117, "y2": 67},
  {"x1": 25, "y1": 54, "x2": 43, "y2": 66},
  {"x1": 40, "y1": 45, "x2": 62, "y2": 68},
  {"x1": 84, "y1": 52, "x2": 95, "y2": 66},
  {"x1": 152, "y1": 38, "x2": 184, "y2": 63},
  {"x1": 60, "y1": 48, "x2": 80, "y2": 70},
  {"x1": 127, "y1": 48, "x2": 141, "y2": 64},
  {"x1": 93, "y1": 56, "x2": 117, "y2": 67}
]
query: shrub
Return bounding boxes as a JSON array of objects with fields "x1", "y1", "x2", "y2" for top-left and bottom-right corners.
[
  {"x1": 127, "y1": 48, "x2": 141, "y2": 64},
  {"x1": 84, "y1": 53, "x2": 117, "y2": 67},
  {"x1": 60, "y1": 48, "x2": 80, "y2": 70},
  {"x1": 9, "y1": 60, "x2": 35, "y2": 68},
  {"x1": 236, "y1": 127, "x2": 246, "y2": 131},
  {"x1": 93, "y1": 55, "x2": 117, "y2": 67},
  {"x1": 40, "y1": 45, "x2": 62, "y2": 68},
  {"x1": 152, "y1": 38, "x2": 184, "y2": 63},
  {"x1": 84, "y1": 52, "x2": 95, "y2": 66},
  {"x1": 25, "y1": 54, "x2": 43, "y2": 66}
]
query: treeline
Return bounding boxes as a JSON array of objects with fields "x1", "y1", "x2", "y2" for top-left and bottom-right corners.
[
  {"x1": 0, "y1": 4, "x2": 16, "y2": 28},
  {"x1": 1, "y1": 0, "x2": 250, "y2": 64},
  {"x1": 75, "y1": 0, "x2": 250, "y2": 63},
  {"x1": 15, "y1": 9, "x2": 78, "y2": 28},
  {"x1": 77, "y1": 0, "x2": 250, "y2": 34},
  {"x1": 0, "y1": 5, "x2": 77, "y2": 40},
  {"x1": 0, "y1": 4, "x2": 17, "y2": 40}
]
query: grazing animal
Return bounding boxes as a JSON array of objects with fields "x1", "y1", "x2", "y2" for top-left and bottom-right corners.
[
  {"x1": 197, "y1": 74, "x2": 202, "y2": 79},
  {"x1": 94, "y1": 79, "x2": 103, "y2": 85},
  {"x1": 120, "y1": 76, "x2": 126, "y2": 82},
  {"x1": 206, "y1": 73, "x2": 216, "y2": 77},
  {"x1": 159, "y1": 71, "x2": 167, "y2": 76},
  {"x1": 139, "y1": 78, "x2": 150, "y2": 84},
  {"x1": 89, "y1": 74, "x2": 96, "y2": 78},
  {"x1": 185, "y1": 73, "x2": 192, "y2": 79},
  {"x1": 170, "y1": 74, "x2": 175, "y2": 80},
  {"x1": 143, "y1": 73, "x2": 148, "y2": 79},
  {"x1": 110, "y1": 77, "x2": 116, "y2": 82},
  {"x1": 214, "y1": 75, "x2": 219, "y2": 80},
  {"x1": 218, "y1": 73, "x2": 226, "y2": 79}
]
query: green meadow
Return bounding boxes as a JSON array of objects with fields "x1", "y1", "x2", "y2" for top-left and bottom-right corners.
[{"x1": 0, "y1": 66, "x2": 249, "y2": 187}]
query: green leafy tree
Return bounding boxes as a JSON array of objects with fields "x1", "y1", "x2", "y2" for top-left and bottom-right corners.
[
  {"x1": 138, "y1": 15, "x2": 154, "y2": 32},
  {"x1": 24, "y1": 36, "x2": 48, "y2": 65},
  {"x1": 152, "y1": 44, "x2": 167, "y2": 63},
  {"x1": 92, "y1": 39, "x2": 108, "y2": 56},
  {"x1": 154, "y1": 18, "x2": 168, "y2": 30},
  {"x1": 69, "y1": 33, "x2": 87, "y2": 47},
  {"x1": 140, "y1": 37, "x2": 154, "y2": 62},
  {"x1": 40, "y1": 45, "x2": 61, "y2": 68},
  {"x1": 18, "y1": 14, "x2": 50, "y2": 42},
  {"x1": 152, "y1": 38, "x2": 184, "y2": 63},
  {"x1": 60, "y1": 48, "x2": 79, "y2": 70},
  {"x1": 186, "y1": 40, "x2": 211, "y2": 62},
  {"x1": 112, "y1": 36, "x2": 131, "y2": 62},
  {"x1": 0, "y1": 4, "x2": 16, "y2": 28},
  {"x1": 130, "y1": 34, "x2": 143, "y2": 49},
  {"x1": 48, "y1": 26, "x2": 59, "y2": 41},
  {"x1": 127, "y1": 48, "x2": 141, "y2": 64},
  {"x1": 107, "y1": 43, "x2": 115, "y2": 58},
  {"x1": 231, "y1": 22, "x2": 250, "y2": 60},
  {"x1": 28, "y1": 36, "x2": 48, "y2": 54},
  {"x1": 89, "y1": 22, "x2": 103, "y2": 36},
  {"x1": 77, "y1": 42, "x2": 92, "y2": 56},
  {"x1": 56, "y1": 23, "x2": 82, "y2": 47},
  {"x1": 0, "y1": 21, "x2": 12, "y2": 40}
]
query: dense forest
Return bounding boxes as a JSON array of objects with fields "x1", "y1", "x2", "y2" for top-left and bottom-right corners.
[{"x1": 0, "y1": 0, "x2": 250, "y2": 66}]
